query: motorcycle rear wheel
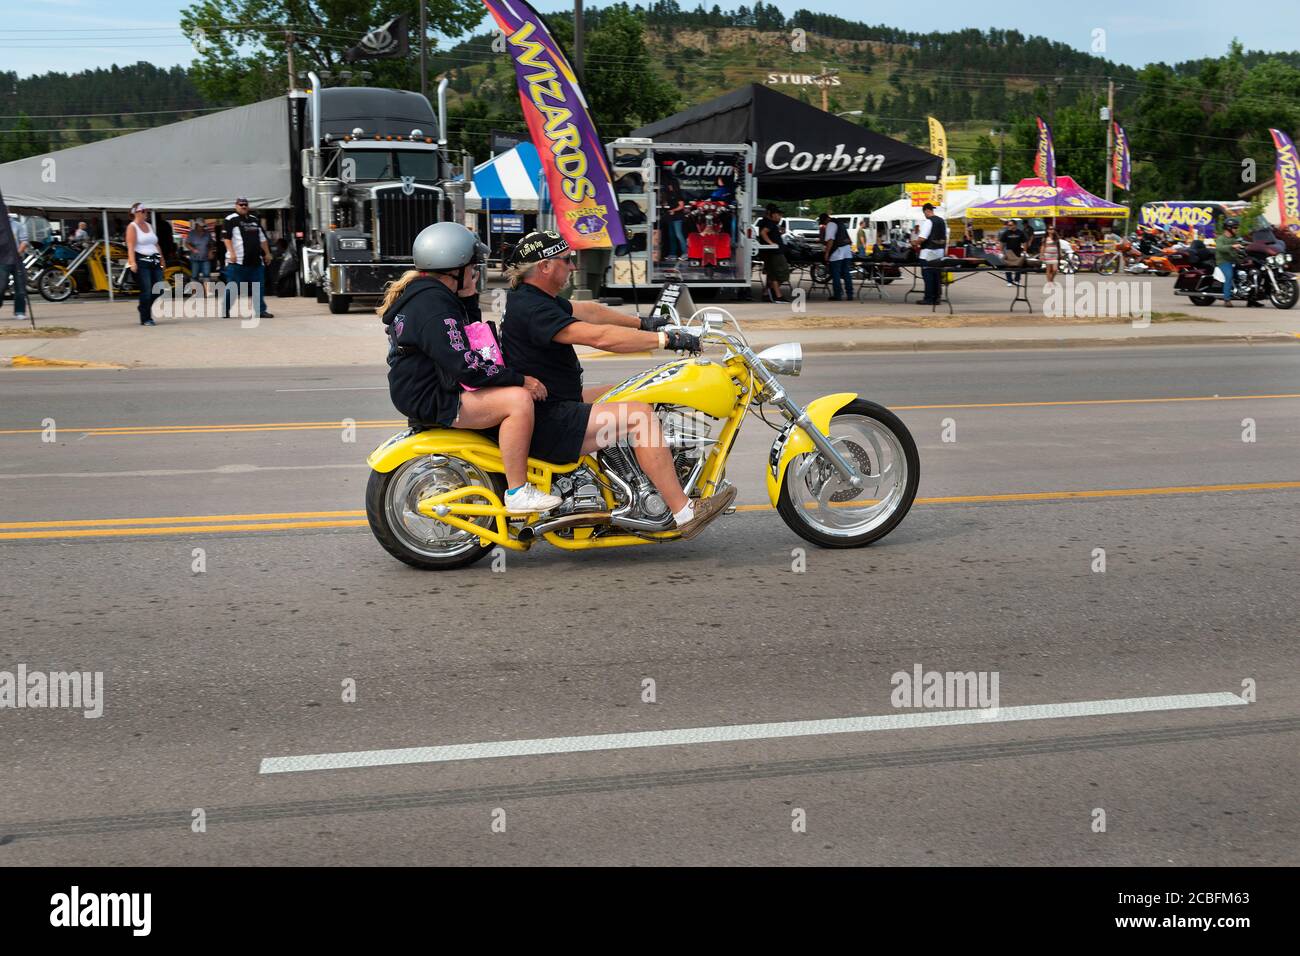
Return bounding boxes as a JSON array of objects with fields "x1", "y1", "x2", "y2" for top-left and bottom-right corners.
[
  {"x1": 1189, "y1": 295, "x2": 1217, "y2": 307},
  {"x1": 366, "y1": 455, "x2": 505, "y2": 570},
  {"x1": 776, "y1": 399, "x2": 919, "y2": 549}
]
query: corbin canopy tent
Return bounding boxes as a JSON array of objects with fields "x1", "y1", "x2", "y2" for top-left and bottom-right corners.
[
  {"x1": 631, "y1": 84, "x2": 942, "y2": 200},
  {"x1": 0, "y1": 97, "x2": 294, "y2": 213},
  {"x1": 964, "y1": 176, "x2": 1129, "y2": 220},
  {"x1": 464, "y1": 142, "x2": 544, "y2": 212}
]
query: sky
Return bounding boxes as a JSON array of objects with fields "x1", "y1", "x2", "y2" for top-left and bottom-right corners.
[{"x1": 3, "y1": 0, "x2": 1297, "y2": 80}]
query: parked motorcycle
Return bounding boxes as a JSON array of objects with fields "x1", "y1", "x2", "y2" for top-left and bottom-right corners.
[
  {"x1": 365, "y1": 287, "x2": 920, "y2": 570},
  {"x1": 1173, "y1": 249, "x2": 1298, "y2": 309}
]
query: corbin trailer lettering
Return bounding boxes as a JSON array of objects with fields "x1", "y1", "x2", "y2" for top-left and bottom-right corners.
[{"x1": 764, "y1": 141, "x2": 885, "y2": 174}]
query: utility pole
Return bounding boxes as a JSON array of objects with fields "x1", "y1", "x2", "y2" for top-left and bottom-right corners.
[
  {"x1": 994, "y1": 128, "x2": 1005, "y2": 196},
  {"x1": 1105, "y1": 78, "x2": 1115, "y2": 202},
  {"x1": 420, "y1": 2, "x2": 428, "y2": 99},
  {"x1": 812, "y1": 65, "x2": 839, "y2": 112},
  {"x1": 574, "y1": 0, "x2": 584, "y2": 83},
  {"x1": 571, "y1": 0, "x2": 591, "y2": 300},
  {"x1": 286, "y1": 32, "x2": 297, "y2": 92}
]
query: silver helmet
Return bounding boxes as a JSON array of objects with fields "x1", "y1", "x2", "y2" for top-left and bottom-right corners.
[{"x1": 412, "y1": 221, "x2": 489, "y2": 272}]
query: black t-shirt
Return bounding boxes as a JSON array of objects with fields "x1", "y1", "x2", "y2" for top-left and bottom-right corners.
[
  {"x1": 502, "y1": 283, "x2": 584, "y2": 403},
  {"x1": 998, "y1": 225, "x2": 1026, "y2": 255},
  {"x1": 757, "y1": 217, "x2": 785, "y2": 253},
  {"x1": 221, "y1": 212, "x2": 267, "y2": 266}
]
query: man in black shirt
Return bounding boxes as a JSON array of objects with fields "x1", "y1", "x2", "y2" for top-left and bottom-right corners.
[
  {"x1": 221, "y1": 197, "x2": 273, "y2": 319},
  {"x1": 997, "y1": 218, "x2": 1028, "y2": 285},
  {"x1": 501, "y1": 230, "x2": 736, "y2": 539},
  {"x1": 756, "y1": 204, "x2": 790, "y2": 303}
]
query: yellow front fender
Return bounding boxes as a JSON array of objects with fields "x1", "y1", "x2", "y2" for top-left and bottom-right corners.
[
  {"x1": 764, "y1": 392, "x2": 858, "y2": 506},
  {"x1": 366, "y1": 428, "x2": 583, "y2": 488}
]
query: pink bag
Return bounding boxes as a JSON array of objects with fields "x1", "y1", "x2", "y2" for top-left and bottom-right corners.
[{"x1": 460, "y1": 320, "x2": 504, "y2": 391}]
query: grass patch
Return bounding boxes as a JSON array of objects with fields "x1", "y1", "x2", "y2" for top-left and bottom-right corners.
[{"x1": 0, "y1": 325, "x2": 81, "y2": 337}]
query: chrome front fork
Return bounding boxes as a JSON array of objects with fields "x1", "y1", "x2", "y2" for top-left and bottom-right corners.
[{"x1": 749, "y1": 356, "x2": 863, "y2": 489}]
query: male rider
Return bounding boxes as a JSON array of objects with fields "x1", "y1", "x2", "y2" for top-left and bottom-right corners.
[{"x1": 500, "y1": 230, "x2": 737, "y2": 540}]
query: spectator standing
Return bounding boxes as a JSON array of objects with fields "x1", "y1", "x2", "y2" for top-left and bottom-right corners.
[
  {"x1": 997, "y1": 218, "x2": 1028, "y2": 285},
  {"x1": 819, "y1": 212, "x2": 854, "y2": 300},
  {"x1": 186, "y1": 217, "x2": 214, "y2": 296},
  {"x1": 756, "y1": 203, "x2": 790, "y2": 303},
  {"x1": 72, "y1": 221, "x2": 90, "y2": 246},
  {"x1": 1042, "y1": 226, "x2": 1060, "y2": 286},
  {"x1": 661, "y1": 171, "x2": 688, "y2": 262},
  {"x1": 221, "y1": 197, "x2": 273, "y2": 319},
  {"x1": 1, "y1": 207, "x2": 29, "y2": 322},
  {"x1": 125, "y1": 201, "x2": 163, "y2": 326},
  {"x1": 913, "y1": 203, "x2": 947, "y2": 306}
]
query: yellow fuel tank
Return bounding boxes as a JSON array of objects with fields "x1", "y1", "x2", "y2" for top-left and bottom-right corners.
[{"x1": 599, "y1": 359, "x2": 738, "y2": 419}]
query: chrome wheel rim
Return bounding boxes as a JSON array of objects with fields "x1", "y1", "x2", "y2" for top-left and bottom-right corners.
[
  {"x1": 385, "y1": 455, "x2": 494, "y2": 560},
  {"x1": 786, "y1": 414, "x2": 909, "y2": 539}
]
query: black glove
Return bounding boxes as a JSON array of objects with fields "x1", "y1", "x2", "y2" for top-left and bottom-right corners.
[
  {"x1": 663, "y1": 329, "x2": 701, "y2": 353},
  {"x1": 638, "y1": 312, "x2": 672, "y2": 331}
]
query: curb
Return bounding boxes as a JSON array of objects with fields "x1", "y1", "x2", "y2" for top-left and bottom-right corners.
[{"x1": 7, "y1": 355, "x2": 126, "y2": 369}]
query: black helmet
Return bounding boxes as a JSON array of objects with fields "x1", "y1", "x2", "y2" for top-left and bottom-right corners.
[{"x1": 1222, "y1": 217, "x2": 1240, "y2": 230}]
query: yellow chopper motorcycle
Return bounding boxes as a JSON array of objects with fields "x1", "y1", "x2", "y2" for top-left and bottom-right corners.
[{"x1": 365, "y1": 297, "x2": 919, "y2": 570}]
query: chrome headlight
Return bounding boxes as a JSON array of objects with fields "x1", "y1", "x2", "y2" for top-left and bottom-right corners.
[{"x1": 756, "y1": 342, "x2": 802, "y2": 377}]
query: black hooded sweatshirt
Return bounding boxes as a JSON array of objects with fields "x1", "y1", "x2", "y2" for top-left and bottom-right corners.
[{"x1": 382, "y1": 277, "x2": 525, "y2": 427}]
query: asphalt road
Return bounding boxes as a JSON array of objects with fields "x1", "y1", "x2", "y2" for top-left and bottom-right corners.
[{"x1": 0, "y1": 344, "x2": 1297, "y2": 865}]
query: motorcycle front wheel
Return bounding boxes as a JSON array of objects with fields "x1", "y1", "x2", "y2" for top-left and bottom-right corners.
[
  {"x1": 1269, "y1": 274, "x2": 1298, "y2": 310},
  {"x1": 39, "y1": 266, "x2": 76, "y2": 302},
  {"x1": 1095, "y1": 254, "x2": 1119, "y2": 276},
  {"x1": 776, "y1": 399, "x2": 920, "y2": 549},
  {"x1": 366, "y1": 454, "x2": 505, "y2": 570}
]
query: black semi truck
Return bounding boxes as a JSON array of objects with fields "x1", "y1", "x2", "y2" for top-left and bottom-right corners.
[{"x1": 292, "y1": 74, "x2": 465, "y2": 313}]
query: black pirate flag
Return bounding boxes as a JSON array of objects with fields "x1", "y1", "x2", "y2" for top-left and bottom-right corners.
[{"x1": 343, "y1": 14, "x2": 410, "y2": 62}]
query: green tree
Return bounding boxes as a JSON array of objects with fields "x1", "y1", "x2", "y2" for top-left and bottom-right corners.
[
  {"x1": 579, "y1": 4, "x2": 679, "y2": 133},
  {"x1": 180, "y1": 0, "x2": 486, "y2": 104}
]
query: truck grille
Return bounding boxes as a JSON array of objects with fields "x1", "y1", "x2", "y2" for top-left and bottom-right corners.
[{"x1": 375, "y1": 187, "x2": 441, "y2": 261}]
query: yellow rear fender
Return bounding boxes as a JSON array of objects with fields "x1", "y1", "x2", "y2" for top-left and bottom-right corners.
[
  {"x1": 367, "y1": 427, "x2": 584, "y2": 489},
  {"x1": 764, "y1": 393, "x2": 858, "y2": 506}
]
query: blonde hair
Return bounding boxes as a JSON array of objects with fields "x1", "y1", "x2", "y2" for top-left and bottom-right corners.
[
  {"x1": 375, "y1": 269, "x2": 426, "y2": 316},
  {"x1": 506, "y1": 261, "x2": 540, "y2": 289}
]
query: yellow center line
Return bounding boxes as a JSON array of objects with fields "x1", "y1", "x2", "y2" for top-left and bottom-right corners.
[
  {"x1": 892, "y1": 393, "x2": 1300, "y2": 411},
  {"x1": 0, "y1": 509, "x2": 365, "y2": 530},
  {"x1": 3, "y1": 480, "x2": 1297, "y2": 541},
  {"x1": 2, "y1": 393, "x2": 1299, "y2": 438}
]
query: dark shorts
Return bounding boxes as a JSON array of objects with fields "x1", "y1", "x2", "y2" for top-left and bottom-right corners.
[
  {"x1": 762, "y1": 251, "x2": 791, "y2": 282},
  {"x1": 530, "y1": 400, "x2": 592, "y2": 464}
]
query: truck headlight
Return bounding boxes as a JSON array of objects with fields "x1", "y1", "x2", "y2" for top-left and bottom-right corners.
[{"x1": 338, "y1": 238, "x2": 368, "y2": 250}]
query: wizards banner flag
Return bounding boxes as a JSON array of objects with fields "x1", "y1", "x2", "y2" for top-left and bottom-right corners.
[
  {"x1": 1033, "y1": 117, "x2": 1055, "y2": 188},
  {"x1": 1269, "y1": 128, "x2": 1300, "y2": 233},
  {"x1": 1111, "y1": 122, "x2": 1131, "y2": 191},
  {"x1": 480, "y1": 0, "x2": 626, "y2": 250}
]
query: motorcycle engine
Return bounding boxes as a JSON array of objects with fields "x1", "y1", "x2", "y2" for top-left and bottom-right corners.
[
  {"x1": 547, "y1": 466, "x2": 606, "y2": 517},
  {"x1": 595, "y1": 406, "x2": 718, "y2": 523}
]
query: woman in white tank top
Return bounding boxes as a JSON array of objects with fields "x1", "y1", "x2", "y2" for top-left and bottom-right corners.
[{"x1": 127, "y1": 201, "x2": 164, "y2": 325}]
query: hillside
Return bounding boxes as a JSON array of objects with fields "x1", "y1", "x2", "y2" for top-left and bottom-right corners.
[{"x1": 5, "y1": 5, "x2": 1299, "y2": 212}]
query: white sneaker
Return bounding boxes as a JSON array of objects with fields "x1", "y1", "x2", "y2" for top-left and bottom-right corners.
[
  {"x1": 503, "y1": 483, "x2": 562, "y2": 514},
  {"x1": 14, "y1": 313, "x2": 27, "y2": 321}
]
